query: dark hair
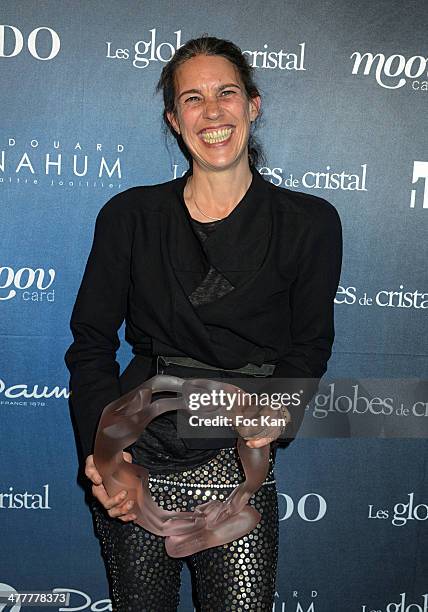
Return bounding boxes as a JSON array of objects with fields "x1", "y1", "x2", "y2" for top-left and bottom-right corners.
[{"x1": 156, "y1": 35, "x2": 265, "y2": 168}]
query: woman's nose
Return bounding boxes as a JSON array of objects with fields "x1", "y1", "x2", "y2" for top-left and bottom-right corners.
[{"x1": 203, "y1": 98, "x2": 222, "y2": 118}]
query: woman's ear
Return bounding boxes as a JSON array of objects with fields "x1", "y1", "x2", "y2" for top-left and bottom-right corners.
[
  {"x1": 166, "y1": 111, "x2": 180, "y2": 135},
  {"x1": 249, "y1": 95, "x2": 261, "y2": 122}
]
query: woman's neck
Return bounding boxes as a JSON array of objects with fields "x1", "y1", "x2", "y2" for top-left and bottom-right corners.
[{"x1": 184, "y1": 161, "x2": 253, "y2": 221}]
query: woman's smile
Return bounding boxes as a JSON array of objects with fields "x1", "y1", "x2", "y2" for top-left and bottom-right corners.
[{"x1": 199, "y1": 126, "x2": 234, "y2": 145}]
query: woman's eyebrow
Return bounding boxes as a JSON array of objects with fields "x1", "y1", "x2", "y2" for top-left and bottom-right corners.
[{"x1": 177, "y1": 83, "x2": 242, "y2": 100}]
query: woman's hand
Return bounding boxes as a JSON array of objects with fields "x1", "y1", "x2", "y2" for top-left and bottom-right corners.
[
  {"x1": 232, "y1": 391, "x2": 291, "y2": 449},
  {"x1": 245, "y1": 436, "x2": 276, "y2": 448},
  {"x1": 85, "y1": 451, "x2": 137, "y2": 522}
]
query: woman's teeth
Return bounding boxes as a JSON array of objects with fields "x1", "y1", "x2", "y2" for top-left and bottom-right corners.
[{"x1": 200, "y1": 128, "x2": 233, "y2": 144}]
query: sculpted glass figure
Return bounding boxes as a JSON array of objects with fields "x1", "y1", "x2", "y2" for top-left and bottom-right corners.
[{"x1": 93, "y1": 373, "x2": 291, "y2": 557}]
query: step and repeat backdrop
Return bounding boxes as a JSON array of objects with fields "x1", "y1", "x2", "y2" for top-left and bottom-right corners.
[{"x1": 1, "y1": 1, "x2": 427, "y2": 611}]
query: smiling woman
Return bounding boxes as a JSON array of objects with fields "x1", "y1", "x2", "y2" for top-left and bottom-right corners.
[
  {"x1": 65, "y1": 34, "x2": 342, "y2": 612},
  {"x1": 166, "y1": 58, "x2": 261, "y2": 220}
]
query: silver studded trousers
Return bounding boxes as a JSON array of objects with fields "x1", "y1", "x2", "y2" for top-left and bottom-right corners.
[{"x1": 90, "y1": 445, "x2": 279, "y2": 612}]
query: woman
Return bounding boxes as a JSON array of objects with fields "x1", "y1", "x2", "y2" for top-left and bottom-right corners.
[{"x1": 65, "y1": 35, "x2": 342, "y2": 611}]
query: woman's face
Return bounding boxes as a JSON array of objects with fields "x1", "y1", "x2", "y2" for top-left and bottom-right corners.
[{"x1": 167, "y1": 54, "x2": 260, "y2": 173}]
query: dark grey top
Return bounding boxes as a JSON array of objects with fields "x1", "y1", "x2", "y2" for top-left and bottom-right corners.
[{"x1": 188, "y1": 218, "x2": 235, "y2": 306}]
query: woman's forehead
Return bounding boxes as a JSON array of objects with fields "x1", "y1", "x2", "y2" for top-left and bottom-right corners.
[{"x1": 174, "y1": 55, "x2": 241, "y2": 90}]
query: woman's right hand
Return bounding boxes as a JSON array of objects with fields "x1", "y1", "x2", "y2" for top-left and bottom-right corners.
[{"x1": 85, "y1": 452, "x2": 137, "y2": 522}]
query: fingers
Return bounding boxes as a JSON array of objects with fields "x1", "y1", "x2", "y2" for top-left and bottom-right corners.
[
  {"x1": 109, "y1": 498, "x2": 137, "y2": 522},
  {"x1": 85, "y1": 454, "x2": 103, "y2": 485},
  {"x1": 86, "y1": 453, "x2": 136, "y2": 522},
  {"x1": 245, "y1": 436, "x2": 274, "y2": 448},
  {"x1": 123, "y1": 451, "x2": 133, "y2": 463},
  {"x1": 92, "y1": 484, "x2": 137, "y2": 521}
]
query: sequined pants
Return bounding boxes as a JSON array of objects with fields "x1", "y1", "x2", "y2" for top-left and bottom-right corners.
[{"x1": 90, "y1": 446, "x2": 279, "y2": 612}]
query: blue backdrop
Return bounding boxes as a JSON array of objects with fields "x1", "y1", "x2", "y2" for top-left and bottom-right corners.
[{"x1": 1, "y1": 1, "x2": 427, "y2": 611}]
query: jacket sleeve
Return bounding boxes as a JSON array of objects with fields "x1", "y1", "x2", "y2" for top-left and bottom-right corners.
[
  {"x1": 266, "y1": 200, "x2": 343, "y2": 438},
  {"x1": 64, "y1": 196, "x2": 132, "y2": 465}
]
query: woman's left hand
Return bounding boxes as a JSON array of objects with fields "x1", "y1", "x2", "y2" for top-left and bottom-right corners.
[
  {"x1": 231, "y1": 395, "x2": 292, "y2": 448},
  {"x1": 245, "y1": 436, "x2": 276, "y2": 448}
]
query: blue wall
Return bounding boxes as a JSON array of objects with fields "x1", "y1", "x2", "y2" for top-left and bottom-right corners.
[{"x1": 1, "y1": 1, "x2": 427, "y2": 610}]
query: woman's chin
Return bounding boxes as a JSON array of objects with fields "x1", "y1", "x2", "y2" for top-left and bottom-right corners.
[{"x1": 192, "y1": 150, "x2": 248, "y2": 172}]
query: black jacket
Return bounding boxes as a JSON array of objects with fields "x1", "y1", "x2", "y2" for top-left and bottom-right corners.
[{"x1": 65, "y1": 165, "x2": 343, "y2": 465}]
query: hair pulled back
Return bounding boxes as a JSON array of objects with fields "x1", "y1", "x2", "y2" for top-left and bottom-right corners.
[{"x1": 156, "y1": 35, "x2": 264, "y2": 168}]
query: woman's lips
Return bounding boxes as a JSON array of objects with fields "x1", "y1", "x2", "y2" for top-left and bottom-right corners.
[{"x1": 199, "y1": 127, "x2": 233, "y2": 144}]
